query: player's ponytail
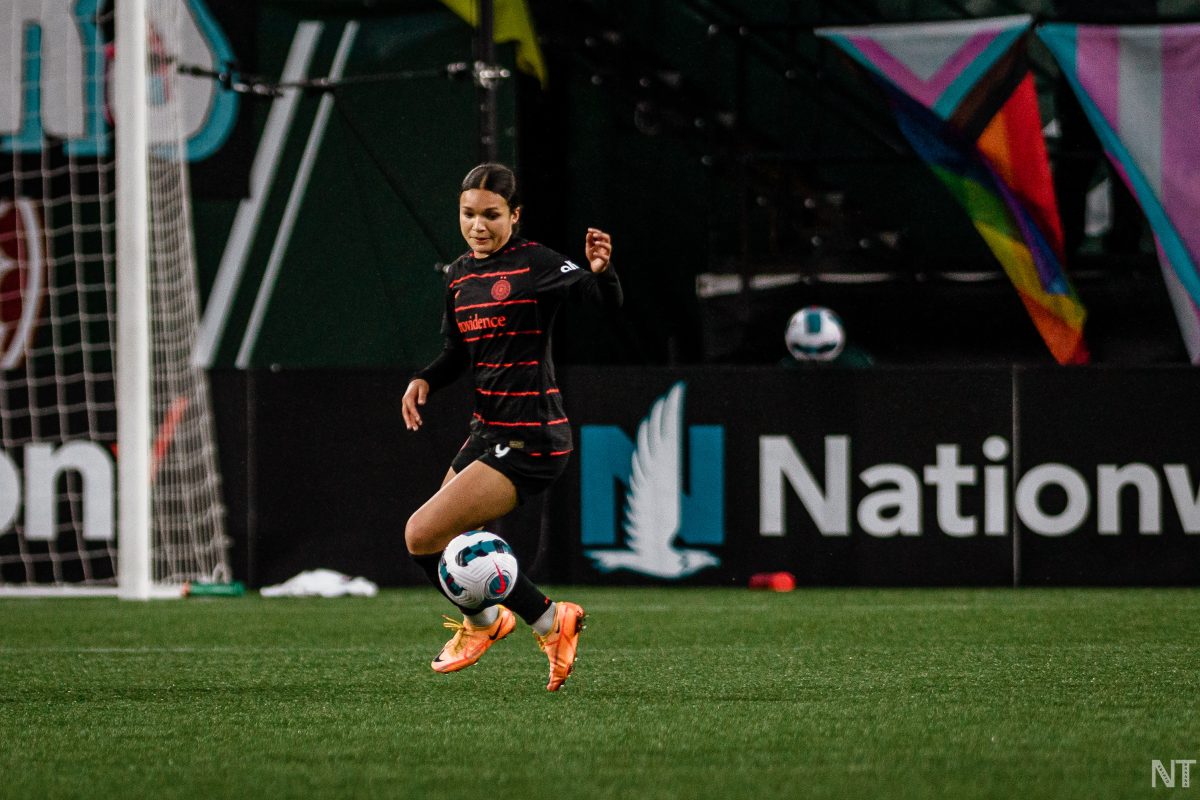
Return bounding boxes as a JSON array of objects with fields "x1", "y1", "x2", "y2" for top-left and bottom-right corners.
[{"x1": 461, "y1": 162, "x2": 520, "y2": 212}]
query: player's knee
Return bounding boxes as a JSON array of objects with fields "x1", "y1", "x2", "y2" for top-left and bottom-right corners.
[{"x1": 404, "y1": 510, "x2": 440, "y2": 555}]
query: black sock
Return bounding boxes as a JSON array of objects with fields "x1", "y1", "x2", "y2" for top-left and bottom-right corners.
[
  {"x1": 409, "y1": 551, "x2": 477, "y2": 615},
  {"x1": 505, "y1": 573, "x2": 552, "y2": 626}
]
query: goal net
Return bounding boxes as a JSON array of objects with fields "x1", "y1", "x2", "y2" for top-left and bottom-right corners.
[{"x1": 0, "y1": 1, "x2": 230, "y2": 594}]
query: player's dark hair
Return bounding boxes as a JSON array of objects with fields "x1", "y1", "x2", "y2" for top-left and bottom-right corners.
[{"x1": 461, "y1": 162, "x2": 520, "y2": 211}]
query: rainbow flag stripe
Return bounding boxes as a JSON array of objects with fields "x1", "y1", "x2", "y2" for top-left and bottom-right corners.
[{"x1": 820, "y1": 17, "x2": 1088, "y2": 364}]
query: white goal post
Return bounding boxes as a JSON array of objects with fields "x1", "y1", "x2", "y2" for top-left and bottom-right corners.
[
  {"x1": 0, "y1": 0, "x2": 231, "y2": 597},
  {"x1": 115, "y1": 0, "x2": 152, "y2": 599}
]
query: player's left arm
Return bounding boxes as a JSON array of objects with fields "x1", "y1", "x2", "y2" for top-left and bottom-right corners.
[
  {"x1": 532, "y1": 233, "x2": 623, "y2": 310},
  {"x1": 585, "y1": 228, "x2": 612, "y2": 273},
  {"x1": 574, "y1": 228, "x2": 622, "y2": 309}
]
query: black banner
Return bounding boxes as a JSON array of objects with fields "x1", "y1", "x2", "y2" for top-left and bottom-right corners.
[
  {"x1": 1015, "y1": 368, "x2": 1200, "y2": 585},
  {"x1": 213, "y1": 369, "x2": 552, "y2": 588},
  {"x1": 214, "y1": 366, "x2": 1200, "y2": 588},
  {"x1": 556, "y1": 367, "x2": 1014, "y2": 587}
]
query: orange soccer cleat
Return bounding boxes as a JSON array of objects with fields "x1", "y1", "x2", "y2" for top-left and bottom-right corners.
[
  {"x1": 534, "y1": 601, "x2": 587, "y2": 691},
  {"x1": 430, "y1": 606, "x2": 516, "y2": 673}
]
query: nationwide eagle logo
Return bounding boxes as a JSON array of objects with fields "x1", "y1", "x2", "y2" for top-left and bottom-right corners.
[
  {"x1": 0, "y1": 198, "x2": 46, "y2": 370},
  {"x1": 585, "y1": 382, "x2": 721, "y2": 579}
]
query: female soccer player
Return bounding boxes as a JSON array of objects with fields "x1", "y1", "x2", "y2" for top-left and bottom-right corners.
[{"x1": 402, "y1": 162, "x2": 622, "y2": 691}]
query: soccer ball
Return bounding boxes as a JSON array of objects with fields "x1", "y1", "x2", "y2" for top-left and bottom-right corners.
[
  {"x1": 785, "y1": 305, "x2": 845, "y2": 361},
  {"x1": 438, "y1": 531, "x2": 519, "y2": 609}
]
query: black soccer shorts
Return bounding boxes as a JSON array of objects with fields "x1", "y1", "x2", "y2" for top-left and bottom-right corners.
[{"x1": 450, "y1": 432, "x2": 571, "y2": 503}]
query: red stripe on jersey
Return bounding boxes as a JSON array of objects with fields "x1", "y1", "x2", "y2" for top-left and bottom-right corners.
[
  {"x1": 454, "y1": 298, "x2": 537, "y2": 312},
  {"x1": 476, "y1": 388, "x2": 542, "y2": 397},
  {"x1": 528, "y1": 449, "x2": 573, "y2": 457},
  {"x1": 462, "y1": 329, "x2": 542, "y2": 343},
  {"x1": 499, "y1": 241, "x2": 538, "y2": 255},
  {"x1": 547, "y1": 388, "x2": 561, "y2": 394},
  {"x1": 472, "y1": 413, "x2": 571, "y2": 427},
  {"x1": 472, "y1": 413, "x2": 541, "y2": 427},
  {"x1": 449, "y1": 267, "x2": 530, "y2": 288},
  {"x1": 476, "y1": 360, "x2": 539, "y2": 368}
]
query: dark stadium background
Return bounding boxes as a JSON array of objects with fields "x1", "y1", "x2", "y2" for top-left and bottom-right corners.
[{"x1": 180, "y1": 0, "x2": 1200, "y2": 588}]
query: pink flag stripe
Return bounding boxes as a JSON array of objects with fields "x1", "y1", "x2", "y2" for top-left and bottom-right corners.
[
  {"x1": 1160, "y1": 26, "x2": 1200, "y2": 270},
  {"x1": 1074, "y1": 27, "x2": 1121, "y2": 136},
  {"x1": 846, "y1": 31, "x2": 1000, "y2": 110}
]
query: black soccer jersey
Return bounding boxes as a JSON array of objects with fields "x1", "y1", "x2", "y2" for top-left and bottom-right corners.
[{"x1": 414, "y1": 236, "x2": 622, "y2": 454}]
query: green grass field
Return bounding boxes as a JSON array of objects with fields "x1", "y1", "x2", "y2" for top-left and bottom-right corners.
[{"x1": 2, "y1": 587, "x2": 1197, "y2": 799}]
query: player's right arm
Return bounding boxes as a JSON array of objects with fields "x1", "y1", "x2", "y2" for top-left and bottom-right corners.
[
  {"x1": 404, "y1": 275, "x2": 468, "y2": 431},
  {"x1": 401, "y1": 379, "x2": 430, "y2": 431}
]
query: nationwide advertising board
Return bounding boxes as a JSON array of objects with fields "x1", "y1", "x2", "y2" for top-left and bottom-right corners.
[
  {"x1": 1015, "y1": 369, "x2": 1200, "y2": 585},
  {"x1": 230, "y1": 366, "x2": 1200, "y2": 588},
  {"x1": 554, "y1": 366, "x2": 1200, "y2": 587}
]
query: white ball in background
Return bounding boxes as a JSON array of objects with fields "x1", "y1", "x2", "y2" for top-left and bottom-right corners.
[{"x1": 785, "y1": 306, "x2": 846, "y2": 362}]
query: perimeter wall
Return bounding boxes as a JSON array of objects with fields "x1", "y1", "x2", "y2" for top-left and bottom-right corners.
[{"x1": 213, "y1": 366, "x2": 1200, "y2": 588}]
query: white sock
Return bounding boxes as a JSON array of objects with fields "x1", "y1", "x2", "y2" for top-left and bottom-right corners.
[
  {"x1": 465, "y1": 606, "x2": 498, "y2": 628},
  {"x1": 531, "y1": 602, "x2": 557, "y2": 636}
]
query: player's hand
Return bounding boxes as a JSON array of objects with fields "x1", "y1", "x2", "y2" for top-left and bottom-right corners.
[
  {"x1": 585, "y1": 228, "x2": 612, "y2": 273},
  {"x1": 402, "y1": 379, "x2": 429, "y2": 431}
]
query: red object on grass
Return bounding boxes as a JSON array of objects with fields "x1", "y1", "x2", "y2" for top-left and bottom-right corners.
[{"x1": 748, "y1": 572, "x2": 796, "y2": 592}]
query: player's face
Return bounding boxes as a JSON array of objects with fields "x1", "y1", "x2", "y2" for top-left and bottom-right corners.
[{"x1": 460, "y1": 189, "x2": 520, "y2": 258}]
